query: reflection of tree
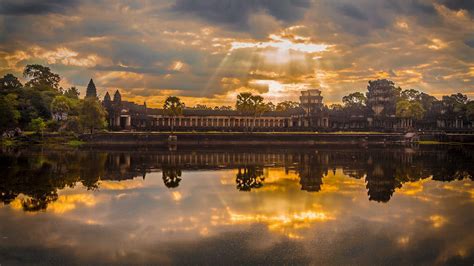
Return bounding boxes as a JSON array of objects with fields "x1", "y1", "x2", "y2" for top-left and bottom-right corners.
[
  {"x1": 236, "y1": 166, "x2": 265, "y2": 191},
  {"x1": 162, "y1": 167, "x2": 182, "y2": 188},
  {"x1": 0, "y1": 150, "x2": 106, "y2": 211},
  {"x1": 0, "y1": 154, "x2": 61, "y2": 211}
]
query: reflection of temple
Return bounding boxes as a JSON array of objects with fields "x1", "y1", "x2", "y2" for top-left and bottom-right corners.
[
  {"x1": 1, "y1": 146, "x2": 474, "y2": 211},
  {"x1": 297, "y1": 153, "x2": 328, "y2": 192}
]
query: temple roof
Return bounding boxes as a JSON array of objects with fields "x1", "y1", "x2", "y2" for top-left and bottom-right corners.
[{"x1": 108, "y1": 101, "x2": 306, "y2": 117}]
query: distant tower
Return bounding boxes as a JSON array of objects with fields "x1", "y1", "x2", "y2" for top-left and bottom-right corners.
[
  {"x1": 300, "y1": 89, "x2": 323, "y2": 114},
  {"x1": 113, "y1": 90, "x2": 122, "y2": 104},
  {"x1": 86, "y1": 79, "x2": 97, "y2": 98}
]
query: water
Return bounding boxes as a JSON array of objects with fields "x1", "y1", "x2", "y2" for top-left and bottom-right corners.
[{"x1": 0, "y1": 145, "x2": 473, "y2": 265}]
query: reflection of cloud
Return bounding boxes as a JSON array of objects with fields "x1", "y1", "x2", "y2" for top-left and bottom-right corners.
[
  {"x1": 228, "y1": 208, "x2": 333, "y2": 239},
  {"x1": 429, "y1": 215, "x2": 447, "y2": 228},
  {"x1": 99, "y1": 179, "x2": 144, "y2": 190},
  {"x1": 48, "y1": 194, "x2": 96, "y2": 214}
]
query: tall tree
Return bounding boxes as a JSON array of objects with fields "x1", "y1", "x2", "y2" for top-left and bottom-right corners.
[
  {"x1": 163, "y1": 96, "x2": 184, "y2": 133},
  {"x1": 236, "y1": 92, "x2": 269, "y2": 131},
  {"x1": 23, "y1": 64, "x2": 61, "y2": 90},
  {"x1": 236, "y1": 92, "x2": 254, "y2": 114},
  {"x1": 79, "y1": 98, "x2": 107, "y2": 134}
]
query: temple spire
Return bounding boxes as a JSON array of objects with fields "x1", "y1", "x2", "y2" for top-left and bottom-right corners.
[
  {"x1": 103, "y1": 91, "x2": 111, "y2": 103},
  {"x1": 86, "y1": 79, "x2": 97, "y2": 98},
  {"x1": 113, "y1": 89, "x2": 122, "y2": 103}
]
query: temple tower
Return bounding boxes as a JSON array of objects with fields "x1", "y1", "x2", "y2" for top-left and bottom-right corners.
[
  {"x1": 86, "y1": 79, "x2": 97, "y2": 98},
  {"x1": 113, "y1": 90, "x2": 122, "y2": 104}
]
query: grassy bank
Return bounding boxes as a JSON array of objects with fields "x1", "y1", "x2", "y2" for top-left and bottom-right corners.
[{"x1": 1, "y1": 132, "x2": 83, "y2": 148}]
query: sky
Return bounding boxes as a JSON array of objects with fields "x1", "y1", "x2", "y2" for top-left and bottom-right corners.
[{"x1": 0, "y1": 0, "x2": 473, "y2": 107}]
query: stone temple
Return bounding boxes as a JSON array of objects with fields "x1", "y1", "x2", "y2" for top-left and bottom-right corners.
[{"x1": 102, "y1": 89, "x2": 329, "y2": 131}]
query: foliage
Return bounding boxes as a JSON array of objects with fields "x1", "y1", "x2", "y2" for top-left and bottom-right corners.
[
  {"x1": 63, "y1": 86, "x2": 80, "y2": 99},
  {"x1": 466, "y1": 101, "x2": 474, "y2": 122},
  {"x1": 23, "y1": 64, "x2": 61, "y2": 90},
  {"x1": 236, "y1": 92, "x2": 270, "y2": 131},
  {"x1": 0, "y1": 74, "x2": 23, "y2": 95},
  {"x1": 79, "y1": 98, "x2": 107, "y2": 134},
  {"x1": 29, "y1": 117, "x2": 46, "y2": 135},
  {"x1": 342, "y1": 92, "x2": 366, "y2": 107},
  {"x1": 0, "y1": 94, "x2": 20, "y2": 131},
  {"x1": 164, "y1": 96, "x2": 184, "y2": 116},
  {"x1": 51, "y1": 95, "x2": 72, "y2": 121},
  {"x1": 163, "y1": 96, "x2": 184, "y2": 133},
  {"x1": 276, "y1": 101, "x2": 300, "y2": 111},
  {"x1": 396, "y1": 100, "x2": 425, "y2": 120}
]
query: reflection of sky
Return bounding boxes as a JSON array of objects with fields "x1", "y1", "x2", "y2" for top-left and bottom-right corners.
[{"x1": 1, "y1": 168, "x2": 473, "y2": 264}]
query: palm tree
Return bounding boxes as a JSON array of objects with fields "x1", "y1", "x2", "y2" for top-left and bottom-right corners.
[
  {"x1": 163, "y1": 96, "x2": 184, "y2": 133},
  {"x1": 236, "y1": 92, "x2": 268, "y2": 131}
]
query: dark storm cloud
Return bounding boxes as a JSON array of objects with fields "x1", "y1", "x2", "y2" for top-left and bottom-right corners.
[
  {"x1": 439, "y1": 0, "x2": 474, "y2": 13},
  {"x1": 0, "y1": 0, "x2": 79, "y2": 15},
  {"x1": 172, "y1": 0, "x2": 310, "y2": 30}
]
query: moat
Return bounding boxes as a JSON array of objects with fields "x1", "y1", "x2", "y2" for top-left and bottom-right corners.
[{"x1": 1, "y1": 145, "x2": 473, "y2": 265}]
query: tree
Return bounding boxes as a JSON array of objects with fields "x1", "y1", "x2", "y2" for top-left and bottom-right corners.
[
  {"x1": 0, "y1": 94, "x2": 20, "y2": 132},
  {"x1": 466, "y1": 101, "x2": 474, "y2": 123},
  {"x1": 236, "y1": 92, "x2": 254, "y2": 114},
  {"x1": 0, "y1": 74, "x2": 23, "y2": 95},
  {"x1": 29, "y1": 117, "x2": 46, "y2": 137},
  {"x1": 163, "y1": 96, "x2": 184, "y2": 133},
  {"x1": 79, "y1": 98, "x2": 107, "y2": 134},
  {"x1": 276, "y1": 101, "x2": 299, "y2": 111},
  {"x1": 236, "y1": 92, "x2": 269, "y2": 131},
  {"x1": 265, "y1": 102, "x2": 276, "y2": 112},
  {"x1": 63, "y1": 87, "x2": 80, "y2": 99},
  {"x1": 441, "y1": 93, "x2": 469, "y2": 119},
  {"x1": 396, "y1": 100, "x2": 425, "y2": 120},
  {"x1": 342, "y1": 92, "x2": 367, "y2": 107},
  {"x1": 401, "y1": 89, "x2": 421, "y2": 102},
  {"x1": 329, "y1": 104, "x2": 343, "y2": 111},
  {"x1": 162, "y1": 167, "x2": 182, "y2": 188},
  {"x1": 193, "y1": 104, "x2": 212, "y2": 110},
  {"x1": 23, "y1": 64, "x2": 61, "y2": 90}
]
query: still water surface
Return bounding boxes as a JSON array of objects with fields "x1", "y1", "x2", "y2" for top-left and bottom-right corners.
[{"x1": 0, "y1": 145, "x2": 473, "y2": 265}]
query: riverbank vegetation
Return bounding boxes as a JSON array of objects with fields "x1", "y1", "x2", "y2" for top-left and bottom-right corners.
[{"x1": 0, "y1": 64, "x2": 107, "y2": 145}]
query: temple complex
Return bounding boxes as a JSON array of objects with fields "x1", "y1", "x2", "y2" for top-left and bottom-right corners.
[
  {"x1": 103, "y1": 89, "x2": 330, "y2": 131},
  {"x1": 97, "y1": 79, "x2": 472, "y2": 132}
]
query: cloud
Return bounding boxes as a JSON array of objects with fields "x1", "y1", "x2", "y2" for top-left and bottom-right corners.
[
  {"x1": 0, "y1": 0, "x2": 79, "y2": 15},
  {"x1": 439, "y1": 0, "x2": 474, "y2": 13},
  {"x1": 0, "y1": 0, "x2": 472, "y2": 105},
  {"x1": 172, "y1": 0, "x2": 310, "y2": 33}
]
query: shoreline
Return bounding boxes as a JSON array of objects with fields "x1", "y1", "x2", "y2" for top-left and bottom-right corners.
[
  {"x1": 78, "y1": 131, "x2": 474, "y2": 146},
  {"x1": 2, "y1": 131, "x2": 474, "y2": 148}
]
